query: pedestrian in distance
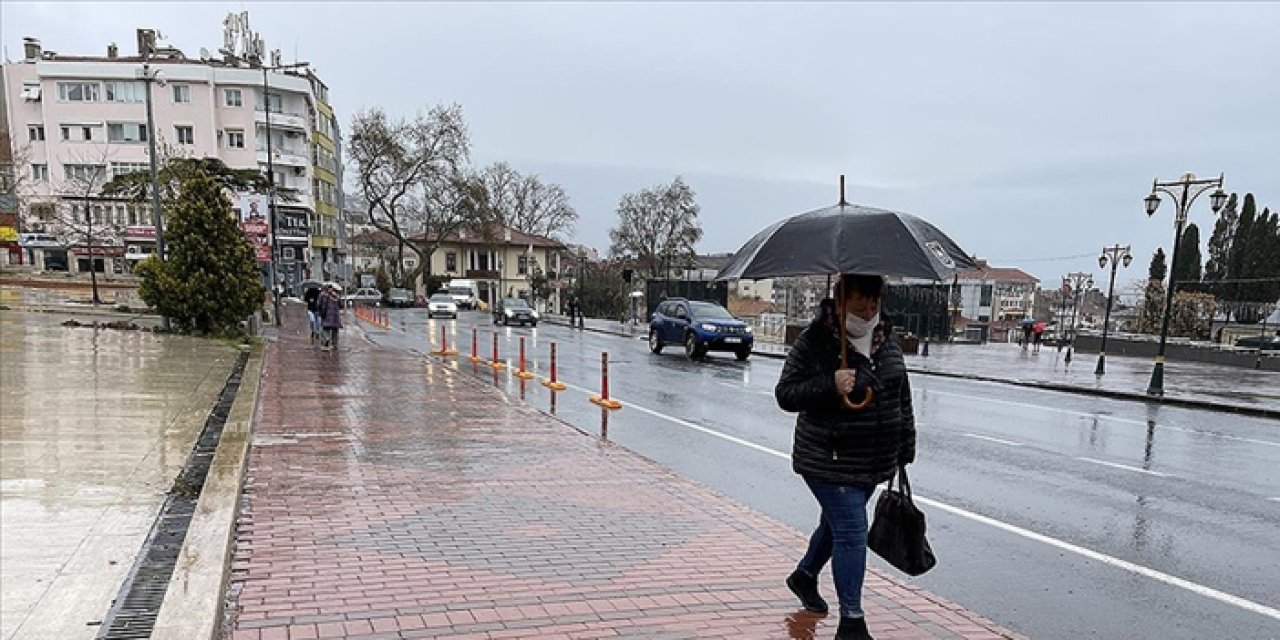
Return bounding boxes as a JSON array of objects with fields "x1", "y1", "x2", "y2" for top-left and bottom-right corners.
[
  {"x1": 1033, "y1": 321, "x2": 1046, "y2": 354},
  {"x1": 304, "y1": 285, "x2": 322, "y2": 346},
  {"x1": 319, "y1": 284, "x2": 343, "y2": 351},
  {"x1": 1021, "y1": 322, "x2": 1033, "y2": 350},
  {"x1": 775, "y1": 274, "x2": 915, "y2": 640}
]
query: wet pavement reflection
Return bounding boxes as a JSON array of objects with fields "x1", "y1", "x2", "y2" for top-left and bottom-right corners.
[{"x1": 0, "y1": 310, "x2": 237, "y2": 640}]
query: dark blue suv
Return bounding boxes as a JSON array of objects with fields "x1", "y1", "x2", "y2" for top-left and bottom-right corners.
[{"x1": 649, "y1": 299, "x2": 754, "y2": 361}]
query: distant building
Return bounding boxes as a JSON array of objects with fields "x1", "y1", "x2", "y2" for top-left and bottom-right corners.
[{"x1": 2, "y1": 16, "x2": 340, "y2": 289}]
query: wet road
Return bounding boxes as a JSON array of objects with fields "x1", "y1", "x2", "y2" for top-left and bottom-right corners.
[{"x1": 367, "y1": 309, "x2": 1280, "y2": 640}]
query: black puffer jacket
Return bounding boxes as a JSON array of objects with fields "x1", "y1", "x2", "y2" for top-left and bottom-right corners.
[{"x1": 776, "y1": 317, "x2": 915, "y2": 486}]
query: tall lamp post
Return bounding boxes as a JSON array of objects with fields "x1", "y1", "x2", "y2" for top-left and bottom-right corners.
[
  {"x1": 261, "y1": 60, "x2": 310, "y2": 325},
  {"x1": 1094, "y1": 245, "x2": 1133, "y2": 375},
  {"x1": 1143, "y1": 173, "x2": 1227, "y2": 396},
  {"x1": 137, "y1": 30, "x2": 170, "y2": 331},
  {"x1": 1056, "y1": 276, "x2": 1070, "y2": 352},
  {"x1": 1063, "y1": 271, "x2": 1093, "y2": 364}
]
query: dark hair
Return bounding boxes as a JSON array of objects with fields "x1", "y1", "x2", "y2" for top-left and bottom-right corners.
[{"x1": 839, "y1": 274, "x2": 885, "y2": 300}]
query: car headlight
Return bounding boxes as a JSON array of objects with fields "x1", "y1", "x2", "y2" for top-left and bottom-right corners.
[
  {"x1": 700, "y1": 323, "x2": 718, "y2": 332},
  {"x1": 744, "y1": 326, "x2": 753, "y2": 333},
  {"x1": 505, "y1": 309, "x2": 514, "y2": 316},
  {"x1": 530, "y1": 310, "x2": 540, "y2": 318}
]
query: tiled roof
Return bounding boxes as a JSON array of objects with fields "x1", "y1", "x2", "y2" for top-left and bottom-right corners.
[{"x1": 410, "y1": 225, "x2": 566, "y2": 250}]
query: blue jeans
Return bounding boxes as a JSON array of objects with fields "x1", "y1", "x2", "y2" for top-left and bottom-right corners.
[
  {"x1": 797, "y1": 477, "x2": 873, "y2": 618},
  {"x1": 307, "y1": 310, "x2": 322, "y2": 336}
]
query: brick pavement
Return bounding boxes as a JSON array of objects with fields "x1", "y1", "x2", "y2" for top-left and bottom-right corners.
[{"x1": 221, "y1": 310, "x2": 1025, "y2": 640}]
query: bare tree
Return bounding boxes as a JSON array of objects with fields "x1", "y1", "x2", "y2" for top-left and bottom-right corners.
[
  {"x1": 347, "y1": 104, "x2": 472, "y2": 289},
  {"x1": 46, "y1": 146, "x2": 121, "y2": 304},
  {"x1": 608, "y1": 176, "x2": 702, "y2": 279},
  {"x1": 479, "y1": 162, "x2": 577, "y2": 240}
]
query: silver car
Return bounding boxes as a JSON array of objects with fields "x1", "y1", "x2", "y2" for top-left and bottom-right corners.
[{"x1": 427, "y1": 293, "x2": 458, "y2": 319}]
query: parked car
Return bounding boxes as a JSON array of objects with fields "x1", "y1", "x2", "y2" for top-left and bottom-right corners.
[
  {"x1": 344, "y1": 288, "x2": 382, "y2": 308},
  {"x1": 387, "y1": 288, "x2": 415, "y2": 308},
  {"x1": 493, "y1": 298, "x2": 539, "y2": 326},
  {"x1": 1234, "y1": 335, "x2": 1280, "y2": 351},
  {"x1": 427, "y1": 293, "x2": 459, "y2": 319},
  {"x1": 649, "y1": 298, "x2": 754, "y2": 361}
]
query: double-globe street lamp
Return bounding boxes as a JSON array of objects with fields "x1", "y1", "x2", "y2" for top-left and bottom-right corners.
[
  {"x1": 1094, "y1": 244, "x2": 1133, "y2": 375},
  {"x1": 1143, "y1": 173, "x2": 1228, "y2": 396},
  {"x1": 1062, "y1": 271, "x2": 1093, "y2": 364}
]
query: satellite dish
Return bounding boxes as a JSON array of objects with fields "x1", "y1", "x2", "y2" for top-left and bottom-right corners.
[{"x1": 199, "y1": 47, "x2": 211, "y2": 60}]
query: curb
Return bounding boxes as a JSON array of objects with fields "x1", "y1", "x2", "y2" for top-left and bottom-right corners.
[
  {"x1": 544, "y1": 317, "x2": 1278, "y2": 419},
  {"x1": 150, "y1": 340, "x2": 265, "y2": 640}
]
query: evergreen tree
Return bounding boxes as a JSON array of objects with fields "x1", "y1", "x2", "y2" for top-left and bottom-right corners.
[
  {"x1": 1204, "y1": 192, "x2": 1238, "y2": 294},
  {"x1": 1171, "y1": 223, "x2": 1202, "y2": 291},
  {"x1": 1148, "y1": 248, "x2": 1167, "y2": 282},
  {"x1": 135, "y1": 169, "x2": 264, "y2": 334}
]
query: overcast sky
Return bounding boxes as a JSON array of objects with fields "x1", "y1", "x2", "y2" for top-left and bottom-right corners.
[{"x1": 4, "y1": 2, "x2": 1277, "y2": 291}]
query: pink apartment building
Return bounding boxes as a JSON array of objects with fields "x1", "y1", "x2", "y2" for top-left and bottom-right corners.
[{"x1": 0, "y1": 24, "x2": 341, "y2": 289}]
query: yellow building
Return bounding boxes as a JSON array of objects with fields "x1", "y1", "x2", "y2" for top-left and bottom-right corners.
[{"x1": 307, "y1": 71, "x2": 341, "y2": 280}]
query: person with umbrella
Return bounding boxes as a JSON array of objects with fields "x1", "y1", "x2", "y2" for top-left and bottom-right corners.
[
  {"x1": 1021, "y1": 317, "x2": 1036, "y2": 350},
  {"x1": 1033, "y1": 320, "x2": 1047, "y2": 353},
  {"x1": 775, "y1": 273, "x2": 914, "y2": 640}
]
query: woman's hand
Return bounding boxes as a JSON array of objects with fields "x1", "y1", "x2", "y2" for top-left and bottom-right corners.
[{"x1": 834, "y1": 369, "x2": 858, "y2": 395}]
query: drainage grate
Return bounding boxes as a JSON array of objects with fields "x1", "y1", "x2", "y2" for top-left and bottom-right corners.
[{"x1": 97, "y1": 351, "x2": 249, "y2": 640}]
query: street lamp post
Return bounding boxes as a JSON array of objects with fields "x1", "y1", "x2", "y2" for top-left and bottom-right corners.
[
  {"x1": 1057, "y1": 277, "x2": 1070, "y2": 352},
  {"x1": 261, "y1": 60, "x2": 310, "y2": 326},
  {"x1": 1095, "y1": 244, "x2": 1133, "y2": 375},
  {"x1": 1143, "y1": 173, "x2": 1227, "y2": 396},
  {"x1": 138, "y1": 33, "x2": 169, "y2": 331},
  {"x1": 1063, "y1": 271, "x2": 1092, "y2": 364}
]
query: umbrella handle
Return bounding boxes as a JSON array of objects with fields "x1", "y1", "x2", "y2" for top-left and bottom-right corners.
[{"x1": 842, "y1": 388, "x2": 874, "y2": 411}]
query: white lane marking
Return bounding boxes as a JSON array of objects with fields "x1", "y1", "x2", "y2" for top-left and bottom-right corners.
[
  {"x1": 962, "y1": 433, "x2": 1023, "y2": 447},
  {"x1": 927, "y1": 389, "x2": 1280, "y2": 448},
  {"x1": 1076, "y1": 457, "x2": 1170, "y2": 478},
  {"x1": 561, "y1": 383, "x2": 1280, "y2": 623},
  {"x1": 718, "y1": 381, "x2": 774, "y2": 396}
]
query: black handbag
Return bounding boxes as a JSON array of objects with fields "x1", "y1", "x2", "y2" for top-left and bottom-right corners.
[{"x1": 867, "y1": 466, "x2": 937, "y2": 576}]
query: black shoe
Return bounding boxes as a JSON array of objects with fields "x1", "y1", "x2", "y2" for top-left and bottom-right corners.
[
  {"x1": 835, "y1": 616, "x2": 874, "y2": 640},
  {"x1": 786, "y1": 570, "x2": 829, "y2": 614}
]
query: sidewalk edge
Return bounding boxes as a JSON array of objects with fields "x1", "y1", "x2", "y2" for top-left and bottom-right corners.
[{"x1": 150, "y1": 340, "x2": 265, "y2": 640}]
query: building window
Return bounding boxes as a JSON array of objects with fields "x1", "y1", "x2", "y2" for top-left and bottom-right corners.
[
  {"x1": 31, "y1": 164, "x2": 49, "y2": 181},
  {"x1": 174, "y1": 125, "x2": 194, "y2": 145},
  {"x1": 64, "y1": 164, "x2": 106, "y2": 183},
  {"x1": 979, "y1": 284, "x2": 994, "y2": 307},
  {"x1": 282, "y1": 247, "x2": 295, "y2": 261},
  {"x1": 224, "y1": 88, "x2": 242, "y2": 107},
  {"x1": 20, "y1": 83, "x2": 41, "y2": 101},
  {"x1": 404, "y1": 258, "x2": 417, "y2": 269},
  {"x1": 107, "y1": 122, "x2": 149, "y2": 143},
  {"x1": 263, "y1": 93, "x2": 283, "y2": 113},
  {"x1": 517, "y1": 255, "x2": 529, "y2": 275},
  {"x1": 104, "y1": 81, "x2": 144, "y2": 103},
  {"x1": 60, "y1": 124, "x2": 103, "y2": 142},
  {"x1": 226, "y1": 130, "x2": 245, "y2": 149},
  {"x1": 27, "y1": 125, "x2": 44, "y2": 141},
  {"x1": 109, "y1": 162, "x2": 150, "y2": 179},
  {"x1": 172, "y1": 84, "x2": 191, "y2": 103},
  {"x1": 446, "y1": 252, "x2": 457, "y2": 272},
  {"x1": 57, "y1": 82, "x2": 100, "y2": 102}
]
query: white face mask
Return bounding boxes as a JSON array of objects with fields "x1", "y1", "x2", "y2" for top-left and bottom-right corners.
[{"x1": 845, "y1": 312, "x2": 879, "y2": 339}]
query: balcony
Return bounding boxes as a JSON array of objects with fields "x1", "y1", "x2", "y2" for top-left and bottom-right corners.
[
  {"x1": 465, "y1": 269, "x2": 500, "y2": 280},
  {"x1": 257, "y1": 148, "x2": 310, "y2": 168},
  {"x1": 254, "y1": 108, "x2": 308, "y2": 131}
]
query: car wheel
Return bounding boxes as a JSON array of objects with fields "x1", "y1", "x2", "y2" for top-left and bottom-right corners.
[
  {"x1": 685, "y1": 333, "x2": 703, "y2": 360},
  {"x1": 735, "y1": 347, "x2": 751, "y2": 362},
  {"x1": 530, "y1": 321, "x2": 538, "y2": 327},
  {"x1": 649, "y1": 330, "x2": 663, "y2": 354}
]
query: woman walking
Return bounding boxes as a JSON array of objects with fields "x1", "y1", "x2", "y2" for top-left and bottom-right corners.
[
  {"x1": 319, "y1": 284, "x2": 343, "y2": 351},
  {"x1": 775, "y1": 274, "x2": 916, "y2": 640}
]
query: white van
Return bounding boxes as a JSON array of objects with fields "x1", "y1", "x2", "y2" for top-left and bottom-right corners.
[{"x1": 447, "y1": 279, "x2": 480, "y2": 310}]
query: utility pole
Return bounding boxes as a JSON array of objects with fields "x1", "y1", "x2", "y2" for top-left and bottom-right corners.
[
  {"x1": 260, "y1": 60, "x2": 310, "y2": 325},
  {"x1": 138, "y1": 29, "x2": 169, "y2": 330}
]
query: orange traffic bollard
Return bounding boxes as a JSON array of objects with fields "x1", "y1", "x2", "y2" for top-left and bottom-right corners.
[
  {"x1": 541, "y1": 342, "x2": 567, "y2": 391},
  {"x1": 589, "y1": 351, "x2": 622, "y2": 410},
  {"x1": 469, "y1": 328, "x2": 483, "y2": 363},
  {"x1": 431, "y1": 325, "x2": 458, "y2": 356},
  {"x1": 489, "y1": 332, "x2": 507, "y2": 370},
  {"x1": 515, "y1": 337, "x2": 535, "y2": 380}
]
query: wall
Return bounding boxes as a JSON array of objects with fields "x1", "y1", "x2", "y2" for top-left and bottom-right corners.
[{"x1": 1072, "y1": 334, "x2": 1279, "y2": 372}]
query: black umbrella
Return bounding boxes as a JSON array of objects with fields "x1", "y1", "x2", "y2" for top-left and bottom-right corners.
[
  {"x1": 715, "y1": 203, "x2": 977, "y2": 282},
  {"x1": 716, "y1": 187, "x2": 977, "y2": 411}
]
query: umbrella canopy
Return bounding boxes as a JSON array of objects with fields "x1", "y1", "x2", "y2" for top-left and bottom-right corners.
[{"x1": 716, "y1": 204, "x2": 977, "y2": 282}]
